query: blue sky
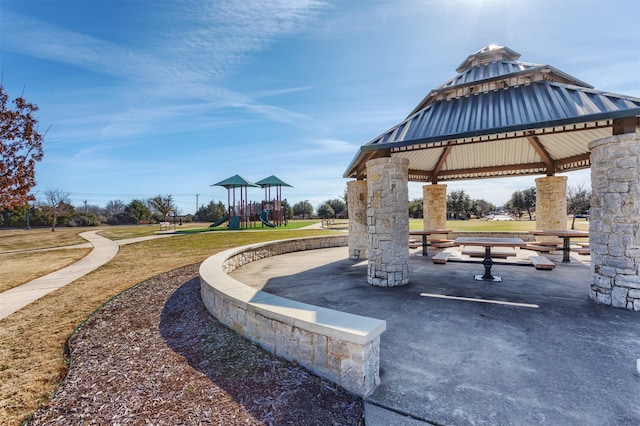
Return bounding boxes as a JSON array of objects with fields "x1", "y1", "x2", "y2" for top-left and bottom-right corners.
[{"x1": 1, "y1": 0, "x2": 639, "y2": 214}]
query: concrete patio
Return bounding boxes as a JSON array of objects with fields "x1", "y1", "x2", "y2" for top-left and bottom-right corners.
[{"x1": 231, "y1": 246, "x2": 640, "y2": 425}]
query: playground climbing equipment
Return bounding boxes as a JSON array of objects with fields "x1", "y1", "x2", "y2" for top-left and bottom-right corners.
[{"x1": 211, "y1": 174, "x2": 292, "y2": 230}]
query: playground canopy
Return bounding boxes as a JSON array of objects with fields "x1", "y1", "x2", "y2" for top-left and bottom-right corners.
[
  {"x1": 255, "y1": 175, "x2": 292, "y2": 188},
  {"x1": 212, "y1": 175, "x2": 260, "y2": 189},
  {"x1": 255, "y1": 175, "x2": 291, "y2": 227},
  {"x1": 211, "y1": 175, "x2": 260, "y2": 229},
  {"x1": 343, "y1": 45, "x2": 640, "y2": 182},
  {"x1": 210, "y1": 174, "x2": 291, "y2": 229},
  {"x1": 255, "y1": 175, "x2": 292, "y2": 200}
]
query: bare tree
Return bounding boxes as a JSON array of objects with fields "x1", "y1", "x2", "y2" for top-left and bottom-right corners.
[
  {"x1": 1, "y1": 85, "x2": 45, "y2": 208},
  {"x1": 43, "y1": 188, "x2": 71, "y2": 231},
  {"x1": 148, "y1": 194, "x2": 175, "y2": 221},
  {"x1": 567, "y1": 183, "x2": 591, "y2": 229},
  {"x1": 507, "y1": 187, "x2": 536, "y2": 220},
  {"x1": 104, "y1": 199, "x2": 125, "y2": 223}
]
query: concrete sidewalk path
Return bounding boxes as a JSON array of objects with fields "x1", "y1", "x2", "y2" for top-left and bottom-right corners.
[{"x1": 0, "y1": 231, "x2": 120, "y2": 319}]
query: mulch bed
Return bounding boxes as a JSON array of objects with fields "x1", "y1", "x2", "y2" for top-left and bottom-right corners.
[{"x1": 26, "y1": 264, "x2": 363, "y2": 425}]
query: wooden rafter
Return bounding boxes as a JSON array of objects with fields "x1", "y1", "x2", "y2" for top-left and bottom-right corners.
[
  {"x1": 525, "y1": 132, "x2": 555, "y2": 175},
  {"x1": 555, "y1": 152, "x2": 590, "y2": 168},
  {"x1": 437, "y1": 161, "x2": 547, "y2": 178},
  {"x1": 430, "y1": 142, "x2": 454, "y2": 184}
]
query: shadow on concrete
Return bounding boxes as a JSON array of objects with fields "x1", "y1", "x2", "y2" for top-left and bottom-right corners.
[{"x1": 244, "y1": 248, "x2": 640, "y2": 425}]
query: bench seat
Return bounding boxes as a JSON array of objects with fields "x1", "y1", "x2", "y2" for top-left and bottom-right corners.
[
  {"x1": 461, "y1": 249, "x2": 516, "y2": 258},
  {"x1": 530, "y1": 255, "x2": 556, "y2": 270},
  {"x1": 525, "y1": 244, "x2": 557, "y2": 252},
  {"x1": 409, "y1": 238, "x2": 421, "y2": 249},
  {"x1": 432, "y1": 241, "x2": 455, "y2": 248},
  {"x1": 575, "y1": 247, "x2": 590, "y2": 255},
  {"x1": 432, "y1": 252, "x2": 451, "y2": 264}
]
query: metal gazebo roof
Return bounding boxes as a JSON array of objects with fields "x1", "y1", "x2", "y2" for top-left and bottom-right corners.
[
  {"x1": 255, "y1": 175, "x2": 293, "y2": 188},
  {"x1": 344, "y1": 45, "x2": 640, "y2": 182},
  {"x1": 211, "y1": 175, "x2": 260, "y2": 189}
]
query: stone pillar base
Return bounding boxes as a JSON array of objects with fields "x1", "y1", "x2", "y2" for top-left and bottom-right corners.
[
  {"x1": 535, "y1": 176, "x2": 567, "y2": 245},
  {"x1": 423, "y1": 184, "x2": 447, "y2": 230},
  {"x1": 589, "y1": 133, "x2": 640, "y2": 311},
  {"x1": 366, "y1": 157, "x2": 410, "y2": 287},
  {"x1": 347, "y1": 180, "x2": 368, "y2": 260}
]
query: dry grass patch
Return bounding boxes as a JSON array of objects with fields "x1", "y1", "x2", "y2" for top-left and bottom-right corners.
[
  {"x1": 0, "y1": 228, "x2": 90, "y2": 251},
  {"x1": 0, "y1": 228, "x2": 336, "y2": 425},
  {"x1": 0, "y1": 249, "x2": 92, "y2": 293},
  {"x1": 26, "y1": 266, "x2": 363, "y2": 425}
]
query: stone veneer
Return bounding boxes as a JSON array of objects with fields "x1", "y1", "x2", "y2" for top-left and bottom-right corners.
[
  {"x1": 589, "y1": 132, "x2": 640, "y2": 311},
  {"x1": 366, "y1": 157, "x2": 410, "y2": 287},
  {"x1": 535, "y1": 176, "x2": 568, "y2": 244},
  {"x1": 423, "y1": 184, "x2": 448, "y2": 242},
  {"x1": 347, "y1": 180, "x2": 368, "y2": 260},
  {"x1": 199, "y1": 235, "x2": 386, "y2": 396}
]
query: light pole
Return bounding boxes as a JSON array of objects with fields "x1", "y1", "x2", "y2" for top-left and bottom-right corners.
[{"x1": 25, "y1": 204, "x2": 31, "y2": 230}]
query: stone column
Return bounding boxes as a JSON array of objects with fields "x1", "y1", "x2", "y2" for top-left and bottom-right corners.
[
  {"x1": 535, "y1": 176, "x2": 568, "y2": 244},
  {"x1": 347, "y1": 180, "x2": 368, "y2": 260},
  {"x1": 423, "y1": 184, "x2": 447, "y2": 233},
  {"x1": 366, "y1": 157, "x2": 410, "y2": 287},
  {"x1": 589, "y1": 133, "x2": 640, "y2": 311}
]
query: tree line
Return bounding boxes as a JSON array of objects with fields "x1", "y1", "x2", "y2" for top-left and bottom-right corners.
[
  {"x1": 407, "y1": 185, "x2": 591, "y2": 229},
  {"x1": 408, "y1": 190, "x2": 496, "y2": 220},
  {"x1": 0, "y1": 85, "x2": 593, "y2": 232},
  {"x1": 0, "y1": 191, "x2": 180, "y2": 230}
]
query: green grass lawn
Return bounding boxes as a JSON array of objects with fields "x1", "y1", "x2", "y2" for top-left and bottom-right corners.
[
  {"x1": 180, "y1": 220, "x2": 321, "y2": 233},
  {"x1": 96, "y1": 220, "x2": 321, "y2": 239},
  {"x1": 409, "y1": 218, "x2": 589, "y2": 232}
]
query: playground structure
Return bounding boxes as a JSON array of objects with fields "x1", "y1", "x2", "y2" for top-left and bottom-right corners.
[{"x1": 211, "y1": 174, "x2": 292, "y2": 230}]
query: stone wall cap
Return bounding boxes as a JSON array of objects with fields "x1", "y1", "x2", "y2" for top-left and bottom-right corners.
[
  {"x1": 200, "y1": 236, "x2": 386, "y2": 345},
  {"x1": 589, "y1": 132, "x2": 640, "y2": 150},
  {"x1": 365, "y1": 157, "x2": 410, "y2": 167}
]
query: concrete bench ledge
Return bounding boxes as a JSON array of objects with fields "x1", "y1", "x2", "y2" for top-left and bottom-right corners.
[{"x1": 199, "y1": 235, "x2": 385, "y2": 396}]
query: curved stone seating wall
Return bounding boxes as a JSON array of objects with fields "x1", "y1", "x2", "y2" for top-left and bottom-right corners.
[{"x1": 199, "y1": 235, "x2": 386, "y2": 397}]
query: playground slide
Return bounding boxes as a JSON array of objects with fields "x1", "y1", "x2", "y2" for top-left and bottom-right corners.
[
  {"x1": 259, "y1": 209, "x2": 277, "y2": 228},
  {"x1": 209, "y1": 214, "x2": 229, "y2": 228}
]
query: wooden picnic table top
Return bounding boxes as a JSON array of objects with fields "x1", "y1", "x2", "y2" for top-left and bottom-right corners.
[
  {"x1": 409, "y1": 229, "x2": 452, "y2": 235},
  {"x1": 529, "y1": 230, "x2": 589, "y2": 238},
  {"x1": 454, "y1": 237, "x2": 526, "y2": 247}
]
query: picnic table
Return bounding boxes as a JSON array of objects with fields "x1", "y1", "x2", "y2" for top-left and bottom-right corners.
[
  {"x1": 529, "y1": 230, "x2": 589, "y2": 262},
  {"x1": 410, "y1": 229, "x2": 452, "y2": 256},
  {"x1": 454, "y1": 237, "x2": 526, "y2": 282}
]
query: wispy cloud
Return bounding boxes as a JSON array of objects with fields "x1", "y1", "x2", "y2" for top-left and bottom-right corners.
[
  {"x1": 308, "y1": 138, "x2": 359, "y2": 153},
  {"x1": 1, "y1": 1, "x2": 330, "y2": 138}
]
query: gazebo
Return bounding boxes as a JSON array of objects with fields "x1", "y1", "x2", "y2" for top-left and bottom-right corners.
[{"x1": 344, "y1": 45, "x2": 640, "y2": 311}]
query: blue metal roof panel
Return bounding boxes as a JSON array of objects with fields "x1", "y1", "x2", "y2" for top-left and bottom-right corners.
[
  {"x1": 364, "y1": 81, "x2": 640, "y2": 151},
  {"x1": 440, "y1": 61, "x2": 539, "y2": 89},
  {"x1": 345, "y1": 46, "x2": 639, "y2": 180}
]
